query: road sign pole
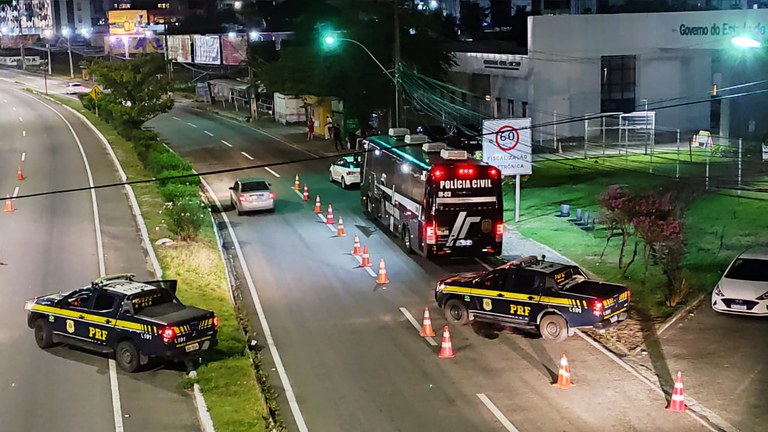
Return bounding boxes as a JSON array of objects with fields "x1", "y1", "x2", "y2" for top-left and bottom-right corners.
[{"x1": 515, "y1": 174, "x2": 521, "y2": 223}]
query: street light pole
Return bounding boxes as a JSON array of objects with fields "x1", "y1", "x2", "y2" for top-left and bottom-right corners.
[
  {"x1": 393, "y1": 0, "x2": 401, "y2": 128},
  {"x1": 62, "y1": 28, "x2": 74, "y2": 78}
]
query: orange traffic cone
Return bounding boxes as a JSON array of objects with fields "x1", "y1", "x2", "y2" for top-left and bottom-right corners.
[
  {"x1": 376, "y1": 259, "x2": 390, "y2": 284},
  {"x1": 294, "y1": 174, "x2": 300, "y2": 190},
  {"x1": 326, "y1": 204, "x2": 335, "y2": 224},
  {"x1": 666, "y1": 371, "x2": 687, "y2": 412},
  {"x1": 17, "y1": 165, "x2": 24, "y2": 181},
  {"x1": 4, "y1": 194, "x2": 14, "y2": 212},
  {"x1": 314, "y1": 196, "x2": 322, "y2": 214},
  {"x1": 438, "y1": 326, "x2": 455, "y2": 359},
  {"x1": 336, "y1": 216, "x2": 346, "y2": 237},
  {"x1": 351, "y1": 234, "x2": 362, "y2": 256},
  {"x1": 360, "y1": 245, "x2": 371, "y2": 267},
  {"x1": 303, "y1": 184, "x2": 309, "y2": 201},
  {"x1": 553, "y1": 353, "x2": 574, "y2": 389},
  {"x1": 419, "y1": 307, "x2": 436, "y2": 337}
]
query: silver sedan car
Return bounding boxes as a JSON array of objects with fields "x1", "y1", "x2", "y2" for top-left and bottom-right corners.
[
  {"x1": 712, "y1": 247, "x2": 768, "y2": 316},
  {"x1": 229, "y1": 177, "x2": 274, "y2": 215}
]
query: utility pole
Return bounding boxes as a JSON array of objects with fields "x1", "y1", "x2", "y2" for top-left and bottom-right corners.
[{"x1": 393, "y1": 0, "x2": 401, "y2": 128}]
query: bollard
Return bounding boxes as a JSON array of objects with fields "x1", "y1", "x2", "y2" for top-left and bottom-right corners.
[{"x1": 559, "y1": 204, "x2": 570, "y2": 217}]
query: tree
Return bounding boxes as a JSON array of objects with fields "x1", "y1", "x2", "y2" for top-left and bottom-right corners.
[
  {"x1": 598, "y1": 186, "x2": 639, "y2": 275},
  {"x1": 88, "y1": 54, "x2": 174, "y2": 130}
]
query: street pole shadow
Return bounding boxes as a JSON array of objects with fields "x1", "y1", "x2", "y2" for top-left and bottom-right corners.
[{"x1": 636, "y1": 307, "x2": 675, "y2": 402}]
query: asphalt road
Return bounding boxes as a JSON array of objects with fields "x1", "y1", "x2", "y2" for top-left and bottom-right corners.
[
  {"x1": 148, "y1": 103, "x2": 709, "y2": 432},
  {"x1": 0, "y1": 79, "x2": 198, "y2": 432}
]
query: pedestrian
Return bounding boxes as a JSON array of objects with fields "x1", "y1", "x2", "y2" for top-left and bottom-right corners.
[
  {"x1": 333, "y1": 124, "x2": 343, "y2": 151},
  {"x1": 307, "y1": 117, "x2": 314, "y2": 141},
  {"x1": 325, "y1": 114, "x2": 333, "y2": 140}
]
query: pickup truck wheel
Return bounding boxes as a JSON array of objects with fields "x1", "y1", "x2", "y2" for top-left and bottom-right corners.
[
  {"x1": 444, "y1": 299, "x2": 470, "y2": 325},
  {"x1": 34, "y1": 320, "x2": 54, "y2": 349},
  {"x1": 116, "y1": 340, "x2": 141, "y2": 372},
  {"x1": 539, "y1": 315, "x2": 568, "y2": 342}
]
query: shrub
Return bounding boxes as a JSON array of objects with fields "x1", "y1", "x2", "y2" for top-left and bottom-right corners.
[
  {"x1": 78, "y1": 93, "x2": 95, "y2": 111},
  {"x1": 146, "y1": 149, "x2": 193, "y2": 175},
  {"x1": 159, "y1": 183, "x2": 200, "y2": 203},
  {"x1": 166, "y1": 196, "x2": 208, "y2": 240},
  {"x1": 158, "y1": 170, "x2": 201, "y2": 187}
]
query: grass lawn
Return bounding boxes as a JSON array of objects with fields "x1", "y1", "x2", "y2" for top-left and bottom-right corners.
[
  {"x1": 43, "y1": 92, "x2": 272, "y2": 431},
  {"x1": 507, "y1": 154, "x2": 768, "y2": 319}
]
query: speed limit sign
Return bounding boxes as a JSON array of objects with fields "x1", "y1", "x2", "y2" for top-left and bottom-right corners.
[
  {"x1": 482, "y1": 118, "x2": 532, "y2": 176},
  {"x1": 495, "y1": 125, "x2": 520, "y2": 151}
]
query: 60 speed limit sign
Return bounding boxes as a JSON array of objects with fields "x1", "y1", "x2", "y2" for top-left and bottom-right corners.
[
  {"x1": 494, "y1": 125, "x2": 520, "y2": 151},
  {"x1": 482, "y1": 118, "x2": 532, "y2": 176}
]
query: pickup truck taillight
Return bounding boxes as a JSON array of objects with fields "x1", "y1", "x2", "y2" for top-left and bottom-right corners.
[
  {"x1": 213, "y1": 315, "x2": 220, "y2": 329},
  {"x1": 592, "y1": 299, "x2": 604, "y2": 316},
  {"x1": 161, "y1": 326, "x2": 176, "y2": 344}
]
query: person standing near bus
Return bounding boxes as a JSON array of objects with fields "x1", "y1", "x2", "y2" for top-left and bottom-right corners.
[
  {"x1": 325, "y1": 114, "x2": 334, "y2": 140},
  {"x1": 307, "y1": 117, "x2": 315, "y2": 141}
]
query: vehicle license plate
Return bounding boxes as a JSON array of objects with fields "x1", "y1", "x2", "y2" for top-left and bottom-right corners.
[
  {"x1": 731, "y1": 303, "x2": 747, "y2": 310},
  {"x1": 185, "y1": 343, "x2": 200, "y2": 352},
  {"x1": 456, "y1": 239, "x2": 473, "y2": 247}
]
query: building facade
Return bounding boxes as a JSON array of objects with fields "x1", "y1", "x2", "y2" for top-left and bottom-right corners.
[{"x1": 53, "y1": 0, "x2": 93, "y2": 32}]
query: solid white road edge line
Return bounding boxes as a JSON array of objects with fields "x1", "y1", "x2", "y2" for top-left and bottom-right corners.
[
  {"x1": 476, "y1": 393, "x2": 521, "y2": 432},
  {"x1": 264, "y1": 167, "x2": 280, "y2": 177},
  {"x1": 23, "y1": 92, "x2": 123, "y2": 432},
  {"x1": 220, "y1": 140, "x2": 232, "y2": 147},
  {"x1": 204, "y1": 130, "x2": 214, "y2": 137},
  {"x1": 398, "y1": 307, "x2": 438, "y2": 346},
  {"x1": 199, "y1": 177, "x2": 309, "y2": 432},
  {"x1": 240, "y1": 151, "x2": 254, "y2": 160},
  {"x1": 13, "y1": 186, "x2": 19, "y2": 197},
  {"x1": 574, "y1": 330, "x2": 724, "y2": 432},
  {"x1": 187, "y1": 122, "x2": 197, "y2": 128}
]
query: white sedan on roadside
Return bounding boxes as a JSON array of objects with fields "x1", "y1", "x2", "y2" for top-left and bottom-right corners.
[
  {"x1": 65, "y1": 82, "x2": 88, "y2": 95},
  {"x1": 329, "y1": 155, "x2": 361, "y2": 189},
  {"x1": 712, "y1": 247, "x2": 768, "y2": 316}
]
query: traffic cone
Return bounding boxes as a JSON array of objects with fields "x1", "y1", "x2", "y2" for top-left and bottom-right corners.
[
  {"x1": 360, "y1": 245, "x2": 371, "y2": 267},
  {"x1": 336, "y1": 216, "x2": 346, "y2": 237},
  {"x1": 4, "y1": 194, "x2": 14, "y2": 212},
  {"x1": 666, "y1": 371, "x2": 687, "y2": 412},
  {"x1": 326, "y1": 204, "x2": 335, "y2": 224},
  {"x1": 351, "y1": 234, "x2": 362, "y2": 256},
  {"x1": 303, "y1": 184, "x2": 309, "y2": 201},
  {"x1": 553, "y1": 353, "x2": 574, "y2": 389},
  {"x1": 438, "y1": 326, "x2": 455, "y2": 359},
  {"x1": 376, "y1": 259, "x2": 390, "y2": 284},
  {"x1": 419, "y1": 307, "x2": 436, "y2": 337},
  {"x1": 17, "y1": 165, "x2": 24, "y2": 181},
  {"x1": 294, "y1": 174, "x2": 300, "y2": 190},
  {"x1": 314, "y1": 195, "x2": 322, "y2": 214}
]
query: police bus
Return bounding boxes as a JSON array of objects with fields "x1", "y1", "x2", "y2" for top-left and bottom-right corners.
[{"x1": 360, "y1": 129, "x2": 504, "y2": 258}]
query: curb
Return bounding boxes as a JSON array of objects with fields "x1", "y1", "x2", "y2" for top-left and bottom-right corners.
[{"x1": 656, "y1": 292, "x2": 708, "y2": 336}]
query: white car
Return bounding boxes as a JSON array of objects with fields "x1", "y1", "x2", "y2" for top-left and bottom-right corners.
[
  {"x1": 712, "y1": 247, "x2": 768, "y2": 316},
  {"x1": 65, "y1": 82, "x2": 88, "y2": 95},
  {"x1": 229, "y1": 177, "x2": 275, "y2": 215},
  {"x1": 329, "y1": 155, "x2": 361, "y2": 189}
]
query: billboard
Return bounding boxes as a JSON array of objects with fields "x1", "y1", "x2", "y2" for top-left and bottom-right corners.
[
  {"x1": 194, "y1": 35, "x2": 220, "y2": 65},
  {"x1": 105, "y1": 35, "x2": 164, "y2": 55},
  {"x1": 222, "y1": 34, "x2": 248, "y2": 65},
  {"x1": 0, "y1": 35, "x2": 36, "y2": 48},
  {"x1": 0, "y1": 0, "x2": 52, "y2": 35},
  {"x1": 482, "y1": 118, "x2": 533, "y2": 176},
  {"x1": 108, "y1": 10, "x2": 149, "y2": 35},
  {"x1": 166, "y1": 35, "x2": 192, "y2": 62}
]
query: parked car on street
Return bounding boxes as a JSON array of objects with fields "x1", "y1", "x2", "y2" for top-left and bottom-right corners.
[
  {"x1": 329, "y1": 155, "x2": 362, "y2": 189},
  {"x1": 712, "y1": 247, "x2": 768, "y2": 316},
  {"x1": 230, "y1": 177, "x2": 275, "y2": 215}
]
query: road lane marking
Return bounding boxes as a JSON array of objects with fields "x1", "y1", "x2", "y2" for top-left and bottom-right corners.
[
  {"x1": 22, "y1": 130, "x2": 26, "y2": 137},
  {"x1": 172, "y1": 116, "x2": 181, "y2": 120},
  {"x1": 13, "y1": 186, "x2": 19, "y2": 197},
  {"x1": 211, "y1": 114, "x2": 320, "y2": 158},
  {"x1": 399, "y1": 307, "x2": 438, "y2": 346},
  {"x1": 293, "y1": 189, "x2": 304, "y2": 199},
  {"x1": 18, "y1": 116, "x2": 22, "y2": 122},
  {"x1": 477, "y1": 394, "x2": 521, "y2": 432},
  {"x1": 221, "y1": 140, "x2": 232, "y2": 147},
  {"x1": 21, "y1": 152, "x2": 25, "y2": 161},
  {"x1": 199, "y1": 177, "x2": 309, "y2": 432},
  {"x1": 350, "y1": 248, "x2": 378, "y2": 278},
  {"x1": 264, "y1": 167, "x2": 280, "y2": 177},
  {"x1": 204, "y1": 130, "x2": 214, "y2": 136},
  {"x1": 241, "y1": 151, "x2": 254, "y2": 160},
  {"x1": 474, "y1": 257, "x2": 493, "y2": 270},
  {"x1": 25, "y1": 92, "x2": 124, "y2": 432},
  {"x1": 187, "y1": 122, "x2": 197, "y2": 128},
  {"x1": 12, "y1": 107, "x2": 16, "y2": 111}
]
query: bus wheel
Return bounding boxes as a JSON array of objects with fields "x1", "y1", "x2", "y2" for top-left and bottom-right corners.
[
  {"x1": 444, "y1": 299, "x2": 469, "y2": 325},
  {"x1": 539, "y1": 315, "x2": 568, "y2": 342},
  {"x1": 401, "y1": 227, "x2": 414, "y2": 254}
]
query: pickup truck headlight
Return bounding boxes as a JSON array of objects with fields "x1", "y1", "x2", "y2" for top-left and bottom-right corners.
[
  {"x1": 24, "y1": 300, "x2": 35, "y2": 311},
  {"x1": 713, "y1": 284, "x2": 724, "y2": 297},
  {"x1": 435, "y1": 282, "x2": 445, "y2": 292},
  {"x1": 756, "y1": 291, "x2": 768, "y2": 301}
]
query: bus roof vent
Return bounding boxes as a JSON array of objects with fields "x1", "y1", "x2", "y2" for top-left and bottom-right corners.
[
  {"x1": 388, "y1": 128, "x2": 410, "y2": 138},
  {"x1": 404, "y1": 134, "x2": 428, "y2": 144},
  {"x1": 440, "y1": 149, "x2": 468, "y2": 160},
  {"x1": 422, "y1": 142, "x2": 447, "y2": 153}
]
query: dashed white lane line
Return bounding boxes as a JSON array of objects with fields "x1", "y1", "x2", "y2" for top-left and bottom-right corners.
[
  {"x1": 22, "y1": 130, "x2": 26, "y2": 137},
  {"x1": 351, "y1": 250, "x2": 378, "y2": 278},
  {"x1": 293, "y1": 188, "x2": 304, "y2": 199},
  {"x1": 12, "y1": 107, "x2": 16, "y2": 111},
  {"x1": 18, "y1": 116, "x2": 22, "y2": 122},
  {"x1": 13, "y1": 186, "x2": 19, "y2": 197},
  {"x1": 398, "y1": 307, "x2": 438, "y2": 346},
  {"x1": 172, "y1": 116, "x2": 181, "y2": 121},
  {"x1": 187, "y1": 122, "x2": 197, "y2": 128},
  {"x1": 204, "y1": 130, "x2": 214, "y2": 136},
  {"x1": 477, "y1": 393, "x2": 521, "y2": 432},
  {"x1": 474, "y1": 257, "x2": 493, "y2": 270},
  {"x1": 240, "y1": 151, "x2": 254, "y2": 160},
  {"x1": 21, "y1": 152, "x2": 25, "y2": 161},
  {"x1": 221, "y1": 140, "x2": 232, "y2": 147},
  {"x1": 264, "y1": 167, "x2": 280, "y2": 177}
]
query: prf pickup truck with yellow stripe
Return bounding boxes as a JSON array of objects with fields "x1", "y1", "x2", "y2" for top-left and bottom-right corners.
[
  {"x1": 24, "y1": 274, "x2": 218, "y2": 372},
  {"x1": 435, "y1": 256, "x2": 630, "y2": 342}
]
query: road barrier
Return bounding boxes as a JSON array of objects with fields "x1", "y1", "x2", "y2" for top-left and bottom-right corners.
[
  {"x1": 376, "y1": 258, "x2": 389, "y2": 284},
  {"x1": 438, "y1": 326, "x2": 455, "y2": 359},
  {"x1": 666, "y1": 371, "x2": 687, "y2": 412},
  {"x1": 419, "y1": 307, "x2": 436, "y2": 337},
  {"x1": 553, "y1": 353, "x2": 574, "y2": 389},
  {"x1": 336, "y1": 216, "x2": 346, "y2": 237}
]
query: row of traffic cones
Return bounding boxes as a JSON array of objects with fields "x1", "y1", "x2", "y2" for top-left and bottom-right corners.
[{"x1": 4, "y1": 165, "x2": 24, "y2": 212}]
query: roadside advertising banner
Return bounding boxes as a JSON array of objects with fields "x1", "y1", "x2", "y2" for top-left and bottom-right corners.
[
  {"x1": 166, "y1": 35, "x2": 192, "y2": 62},
  {"x1": 0, "y1": 35, "x2": 36, "y2": 48},
  {"x1": 222, "y1": 34, "x2": 248, "y2": 65},
  {"x1": 105, "y1": 35, "x2": 164, "y2": 55},
  {"x1": 0, "y1": 0, "x2": 52, "y2": 35},
  {"x1": 108, "y1": 10, "x2": 148, "y2": 35},
  {"x1": 194, "y1": 35, "x2": 221, "y2": 64},
  {"x1": 482, "y1": 118, "x2": 533, "y2": 176}
]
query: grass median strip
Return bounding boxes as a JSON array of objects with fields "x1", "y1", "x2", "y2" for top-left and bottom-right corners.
[{"x1": 44, "y1": 92, "x2": 274, "y2": 431}]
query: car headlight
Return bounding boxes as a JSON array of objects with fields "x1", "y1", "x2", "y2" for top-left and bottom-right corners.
[
  {"x1": 757, "y1": 291, "x2": 768, "y2": 301},
  {"x1": 24, "y1": 300, "x2": 35, "y2": 311},
  {"x1": 713, "y1": 284, "x2": 724, "y2": 297},
  {"x1": 435, "y1": 282, "x2": 445, "y2": 292}
]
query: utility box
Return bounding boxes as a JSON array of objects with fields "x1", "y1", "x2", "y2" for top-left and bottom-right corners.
[{"x1": 273, "y1": 93, "x2": 306, "y2": 125}]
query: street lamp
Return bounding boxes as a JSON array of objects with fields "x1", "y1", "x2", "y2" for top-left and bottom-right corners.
[
  {"x1": 62, "y1": 26, "x2": 74, "y2": 79},
  {"x1": 731, "y1": 35, "x2": 761, "y2": 49}
]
